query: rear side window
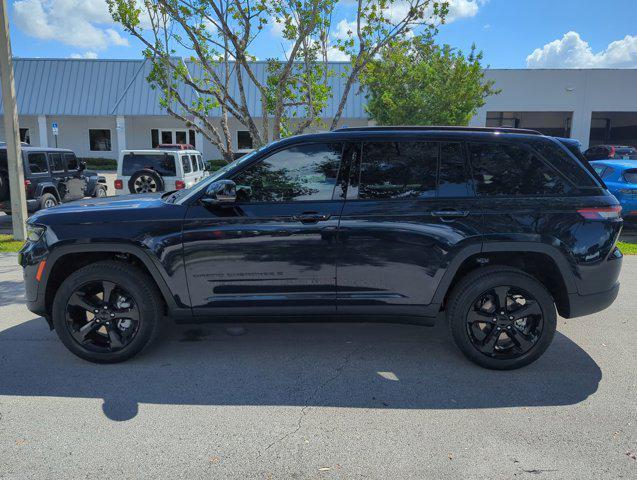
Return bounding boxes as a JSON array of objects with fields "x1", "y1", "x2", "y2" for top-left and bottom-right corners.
[
  {"x1": 468, "y1": 142, "x2": 570, "y2": 196},
  {"x1": 438, "y1": 142, "x2": 472, "y2": 197},
  {"x1": 181, "y1": 155, "x2": 192, "y2": 174},
  {"x1": 624, "y1": 170, "x2": 637, "y2": 183},
  {"x1": 28, "y1": 152, "x2": 48, "y2": 173},
  {"x1": 197, "y1": 155, "x2": 204, "y2": 171},
  {"x1": 358, "y1": 141, "x2": 438, "y2": 199},
  {"x1": 534, "y1": 141, "x2": 598, "y2": 187},
  {"x1": 191, "y1": 154, "x2": 199, "y2": 171},
  {"x1": 48, "y1": 153, "x2": 64, "y2": 172},
  {"x1": 122, "y1": 154, "x2": 176, "y2": 176}
]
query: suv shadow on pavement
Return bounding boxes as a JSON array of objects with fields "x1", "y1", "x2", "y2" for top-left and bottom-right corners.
[{"x1": 0, "y1": 317, "x2": 602, "y2": 421}]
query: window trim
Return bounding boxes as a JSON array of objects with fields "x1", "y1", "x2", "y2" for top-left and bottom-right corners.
[
  {"x1": 88, "y1": 128, "x2": 112, "y2": 152},
  {"x1": 228, "y1": 141, "x2": 347, "y2": 204}
]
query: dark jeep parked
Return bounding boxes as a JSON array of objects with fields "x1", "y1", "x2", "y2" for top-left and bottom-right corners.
[
  {"x1": 19, "y1": 127, "x2": 623, "y2": 369},
  {"x1": 0, "y1": 146, "x2": 107, "y2": 214}
]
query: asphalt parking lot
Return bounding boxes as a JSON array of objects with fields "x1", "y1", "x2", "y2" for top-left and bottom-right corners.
[{"x1": 0, "y1": 253, "x2": 635, "y2": 479}]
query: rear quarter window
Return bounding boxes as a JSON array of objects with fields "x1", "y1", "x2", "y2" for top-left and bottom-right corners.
[
  {"x1": 624, "y1": 170, "x2": 637, "y2": 184},
  {"x1": 533, "y1": 140, "x2": 598, "y2": 187},
  {"x1": 122, "y1": 153, "x2": 176, "y2": 176},
  {"x1": 468, "y1": 142, "x2": 570, "y2": 196}
]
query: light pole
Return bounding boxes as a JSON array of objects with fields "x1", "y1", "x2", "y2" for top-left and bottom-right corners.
[{"x1": 0, "y1": 0, "x2": 27, "y2": 241}]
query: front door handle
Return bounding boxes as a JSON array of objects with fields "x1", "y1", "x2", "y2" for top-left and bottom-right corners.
[{"x1": 292, "y1": 213, "x2": 331, "y2": 224}]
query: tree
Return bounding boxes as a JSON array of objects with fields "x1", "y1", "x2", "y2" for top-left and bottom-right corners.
[
  {"x1": 360, "y1": 35, "x2": 499, "y2": 126},
  {"x1": 107, "y1": 0, "x2": 448, "y2": 162}
]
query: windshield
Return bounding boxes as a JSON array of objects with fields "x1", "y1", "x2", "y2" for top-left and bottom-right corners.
[{"x1": 163, "y1": 147, "x2": 265, "y2": 204}]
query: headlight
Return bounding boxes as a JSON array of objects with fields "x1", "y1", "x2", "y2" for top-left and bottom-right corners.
[{"x1": 26, "y1": 225, "x2": 46, "y2": 242}]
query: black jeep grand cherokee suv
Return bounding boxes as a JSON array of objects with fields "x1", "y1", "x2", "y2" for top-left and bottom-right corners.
[{"x1": 18, "y1": 127, "x2": 623, "y2": 369}]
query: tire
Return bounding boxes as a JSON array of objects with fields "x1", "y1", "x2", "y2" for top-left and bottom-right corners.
[
  {"x1": 39, "y1": 192, "x2": 58, "y2": 209},
  {"x1": 128, "y1": 169, "x2": 164, "y2": 194},
  {"x1": 51, "y1": 261, "x2": 164, "y2": 363},
  {"x1": 0, "y1": 174, "x2": 8, "y2": 201},
  {"x1": 447, "y1": 266, "x2": 557, "y2": 370},
  {"x1": 93, "y1": 184, "x2": 107, "y2": 198}
]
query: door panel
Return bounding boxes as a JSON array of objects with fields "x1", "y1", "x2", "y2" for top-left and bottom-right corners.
[
  {"x1": 182, "y1": 142, "x2": 349, "y2": 317},
  {"x1": 47, "y1": 153, "x2": 71, "y2": 202},
  {"x1": 336, "y1": 140, "x2": 483, "y2": 317}
]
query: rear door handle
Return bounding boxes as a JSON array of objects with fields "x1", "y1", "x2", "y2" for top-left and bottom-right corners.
[
  {"x1": 292, "y1": 213, "x2": 331, "y2": 224},
  {"x1": 432, "y1": 210, "x2": 470, "y2": 220}
]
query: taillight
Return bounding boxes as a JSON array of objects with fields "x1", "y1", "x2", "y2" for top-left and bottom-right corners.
[
  {"x1": 114, "y1": 179, "x2": 123, "y2": 189},
  {"x1": 175, "y1": 180, "x2": 185, "y2": 190},
  {"x1": 609, "y1": 146, "x2": 616, "y2": 158},
  {"x1": 24, "y1": 179, "x2": 31, "y2": 189},
  {"x1": 577, "y1": 205, "x2": 622, "y2": 220}
]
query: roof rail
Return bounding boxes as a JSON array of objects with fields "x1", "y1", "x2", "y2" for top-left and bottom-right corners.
[{"x1": 333, "y1": 125, "x2": 543, "y2": 135}]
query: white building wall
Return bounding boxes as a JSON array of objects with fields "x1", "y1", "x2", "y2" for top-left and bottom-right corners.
[{"x1": 42, "y1": 116, "x2": 118, "y2": 159}]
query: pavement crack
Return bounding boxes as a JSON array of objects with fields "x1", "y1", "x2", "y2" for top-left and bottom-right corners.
[{"x1": 260, "y1": 344, "x2": 364, "y2": 454}]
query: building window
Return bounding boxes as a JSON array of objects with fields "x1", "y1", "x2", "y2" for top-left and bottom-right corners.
[
  {"x1": 89, "y1": 129, "x2": 112, "y2": 151},
  {"x1": 151, "y1": 129, "x2": 196, "y2": 148},
  {"x1": 237, "y1": 131, "x2": 253, "y2": 150},
  {"x1": 19, "y1": 128, "x2": 30, "y2": 144}
]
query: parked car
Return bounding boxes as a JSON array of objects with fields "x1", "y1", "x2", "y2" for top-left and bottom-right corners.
[
  {"x1": 115, "y1": 148, "x2": 207, "y2": 195},
  {"x1": 584, "y1": 144, "x2": 637, "y2": 161},
  {"x1": 19, "y1": 126, "x2": 622, "y2": 369},
  {"x1": 0, "y1": 146, "x2": 107, "y2": 214},
  {"x1": 590, "y1": 160, "x2": 637, "y2": 218}
]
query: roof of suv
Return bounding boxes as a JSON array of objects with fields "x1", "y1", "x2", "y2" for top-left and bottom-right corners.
[
  {"x1": 120, "y1": 149, "x2": 201, "y2": 155},
  {"x1": 0, "y1": 145, "x2": 73, "y2": 153},
  {"x1": 334, "y1": 126, "x2": 543, "y2": 135}
]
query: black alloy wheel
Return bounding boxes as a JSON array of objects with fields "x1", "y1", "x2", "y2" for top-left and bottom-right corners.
[
  {"x1": 466, "y1": 285, "x2": 543, "y2": 359},
  {"x1": 65, "y1": 280, "x2": 141, "y2": 353},
  {"x1": 52, "y1": 261, "x2": 163, "y2": 363},
  {"x1": 447, "y1": 266, "x2": 556, "y2": 370}
]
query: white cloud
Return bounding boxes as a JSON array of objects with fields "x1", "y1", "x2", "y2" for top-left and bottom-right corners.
[
  {"x1": 332, "y1": 19, "x2": 357, "y2": 41},
  {"x1": 386, "y1": 0, "x2": 485, "y2": 25},
  {"x1": 12, "y1": 0, "x2": 133, "y2": 50},
  {"x1": 527, "y1": 31, "x2": 637, "y2": 68},
  {"x1": 69, "y1": 51, "x2": 98, "y2": 59}
]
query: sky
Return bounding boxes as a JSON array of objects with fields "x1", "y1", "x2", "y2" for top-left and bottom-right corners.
[{"x1": 7, "y1": 0, "x2": 637, "y2": 69}]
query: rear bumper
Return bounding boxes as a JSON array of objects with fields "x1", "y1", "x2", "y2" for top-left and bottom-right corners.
[{"x1": 565, "y1": 282, "x2": 620, "y2": 318}]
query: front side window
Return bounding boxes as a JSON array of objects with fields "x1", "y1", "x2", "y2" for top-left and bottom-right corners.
[
  {"x1": 191, "y1": 154, "x2": 199, "y2": 171},
  {"x1": 197, "y1": 155, "x2": 204, "y2": 171},
  {"x1": 468, "y1": 142, "x2": 570, "y2": 196},
  {"x1": 181, "y1": 155, "x2": 192, "y2": 174},
  {"x1": 357, "y1": 141, "x2": 438, "y2": 200},
  {"x1": 89, "y1": 129, "x2": 112, "y2": 151},
  {"x1": 48, "y1": 153, "x2": 64, "y2": 172},
  {"x1": 64, "y1": 153, "x2": 78, "y2": 170},
  {"x1": 28, "y1": 152, "x2": 48, "y2": 173},
  {"x1": 232, "y1": 143, "x2": 343, "y2": 202},
  {"x1": 122, "y1": 154, "x2": 176, "y2": 176}
]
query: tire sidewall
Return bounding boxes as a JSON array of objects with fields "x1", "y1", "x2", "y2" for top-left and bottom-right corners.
[
  {"x1": 448, "y1": 269, "x2": 557, "y2": 370},
  {"x1": 39, "y1": 193, "x2": 58, "y2": 209},
  {"x1": 128, "y1": 169, "x2": 165, "y2": 194},
  {"x1": 94, "y1": 185, "x2": 107, "y2": 197},
  {"x1": 52, "y1": 263, "x2": 160, "y2": 363}
]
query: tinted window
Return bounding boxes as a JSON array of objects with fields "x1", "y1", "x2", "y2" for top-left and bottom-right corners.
[
  {"x1": 624, "y1": 170, "x2": 637, "y2": 183},
  {"x1": 534, "y1": 141, "x2": 598, "y2": 187},
  {"x1": 64, "y1": 153, "x2": 78, "y2": 170},
  {"x1": 357, "y1": 141, "x2": 437, "y2": 200},
  {"x1": 233, "y1": 143, "x2": 342, "y2": 202},
  {"x1": 49, "y1": 153, "x2": 64, "y2": 172},
  {"x1": 28, "y1": 153, "x2": 48, "y2": 173},
  {"x1": 191, "y1": 154, "x2": 199, "y2": 171},
  {"x1": 181, "y1": 155, "x2": 192, "y2": 174},
  {"x1": 438, "y1": 142, "x2": 472, "y2": 197},
  {"x1": 122, "y1": 154, "x2": 176, "y2": 176},
  {"x1": 197, "y1": 155, "x2": 204, "y2": 171},
  {"x1": 468, "y1": 142, "x2": 569, "y2": 196},
  {"x1": 593, "y1": 166, "x2": 606, "y2": 177}
]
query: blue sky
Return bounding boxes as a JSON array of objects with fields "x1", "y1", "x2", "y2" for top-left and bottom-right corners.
[{"x1": 7, "y1": 0, "x2": 637, "y2": 68}]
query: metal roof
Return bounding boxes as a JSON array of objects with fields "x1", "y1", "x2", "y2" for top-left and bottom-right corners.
[{"x1": 1, "y1": 58, "x2": 367, "y2": 119}]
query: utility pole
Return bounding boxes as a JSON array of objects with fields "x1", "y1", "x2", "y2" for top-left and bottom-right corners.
[{"x1": 0, "y1": 0, "x2": 27, "y2": 240}]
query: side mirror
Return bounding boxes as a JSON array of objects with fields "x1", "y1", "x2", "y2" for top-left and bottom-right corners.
[
  {"x1": 202, "y1": 180, "x2": 236, "y2": 205},
  {"x1": 78, "y1": 160, "x2": 86, "y2": 171}
]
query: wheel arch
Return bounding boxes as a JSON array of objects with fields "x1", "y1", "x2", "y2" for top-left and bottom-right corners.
[
  {"x1": 36, "y1": 183, "x2": 61, "y2": 201},
  {"x1": 434, "y1": 242, "x2": 578, "y2": 318},
  {"x1": 42, "y1": 243, "x2": 183, "y2": 318}
]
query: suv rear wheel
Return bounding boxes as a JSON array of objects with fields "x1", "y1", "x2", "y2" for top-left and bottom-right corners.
[
  {"x1": 51, "y1": 261, "x2": 163, "y2": 363},
  {"x1": 447, "y1": 266, "x2": 557, "y2": 370},
  {"x1": 39, "y1": 192, "x2": 58, "y2": 209},
  {"x1": 128, "y1": 169, "x2": 164, "y2": 194}
]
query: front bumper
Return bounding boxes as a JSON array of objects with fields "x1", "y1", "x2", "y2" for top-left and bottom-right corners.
[{"x1": 565, "y1": 282, "x2": 620, "y2": 318}]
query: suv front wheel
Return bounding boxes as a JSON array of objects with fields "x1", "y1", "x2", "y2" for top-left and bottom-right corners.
[
  {"x1": 447, "y1": 266, "x2": 557, "y2": 370},
  {"x1": 52, "y1": 261, "x2": 163, "y2": 363}
]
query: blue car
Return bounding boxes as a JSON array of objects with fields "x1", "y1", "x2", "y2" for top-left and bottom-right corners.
[{"x1": 590, "y1": 160, "x2": 637, "y2": 218}]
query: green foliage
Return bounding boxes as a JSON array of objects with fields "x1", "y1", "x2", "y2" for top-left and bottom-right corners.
[
  {"x1": 0, "y1": 235, "x2": 23, "y2": 253},
  {"x1": 80, "y1": 158, "x2": 117, "y2": 171},
  {"x1": 618, "y1": 241, "x2": 637, "y2": 255},
  {"x1": 360, "y1": 35, "x2": 499, "y2": 126},
  {"x1": 206, "y1": 159, "x2": 228, "y2": 172}
]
